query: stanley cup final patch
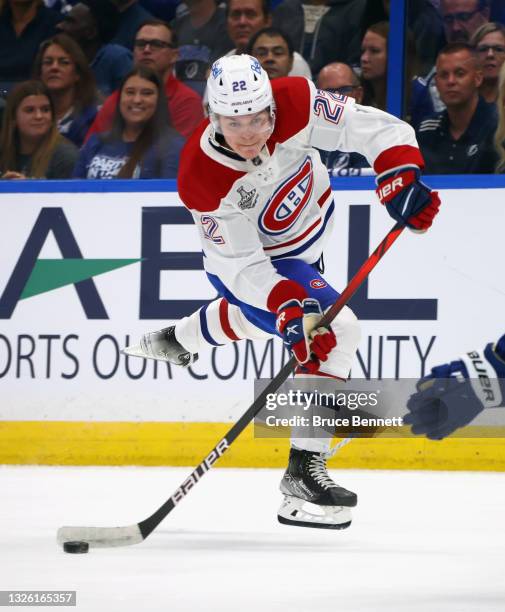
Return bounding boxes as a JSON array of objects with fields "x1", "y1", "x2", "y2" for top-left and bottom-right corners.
[{"x1": 236, "y1": 184, "x2": 258, "y2": 210}]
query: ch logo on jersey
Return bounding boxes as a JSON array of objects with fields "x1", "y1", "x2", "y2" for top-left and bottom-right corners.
[
  {"x1": 314, "y1": 90, "x2": 346, "y2": 125},
  {"x1": 201, "y1": 215, "x2": 225, "y2": 245},
  {"x1": 258, "y1": 157, "x2": 314, "y2": 235},
  {"x1": 310, "y1": 279, "x2": 327, "y2": 289}
]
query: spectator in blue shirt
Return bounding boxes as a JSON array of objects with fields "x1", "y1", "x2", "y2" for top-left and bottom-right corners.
[
  {"x1": 33, "y1": 33, "x2": 98, "y2": 147},
  {"x1": 411, "y1": 0, "x2": 493, "y2": 128},
  {"x1": 417, "y1": 43, "x2": 498, "y2": 173},
  {"x1": 108, "y1": 0, "x2": 153, "y2": 50},
  {"x1": 74, "y1": 66, "x2": 183, "y2": 178},
  {"x1": 57, "y1": 1, "x2": 133, "y2": 97}
]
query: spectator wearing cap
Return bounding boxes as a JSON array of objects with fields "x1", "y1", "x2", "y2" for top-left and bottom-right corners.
[
  {"x1": 412, "y1": 0, "x2": 492, "y2": 128},
  {"x1": 0, "y1": 0, "x2": 62, "y2": 93},
  {"x1": 57, "y1": 1, "x2": 133, "y2": 97},
  {"x1": 417, "y1": 42, "x2": 498, "y2": 173},
  {"x1": 471, "y1": 22, "x2": 505, "y2": 103},
  {"x1": 316, "y1": 62, "x2": 371, "y2": 176},
  {"x1": 226, "y1": 0, "x2": 311, "y2": 78},
  {"x1": 33, "y1": 33, "x2": 98, "y2": 146},
  {"x1": 86, "y1": 20, "x2": 203, "y2": 140},
  {"x1": 108, "y1": 0, "x2": 153, "y2": 50},
  {"x1": 172, "y1": 0, "x2": 233, "y2": 96}
]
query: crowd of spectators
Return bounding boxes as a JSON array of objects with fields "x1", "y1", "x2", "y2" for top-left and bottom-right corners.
[{"x1": 0, "y1": 0, "x2": 505, "y2": 179}]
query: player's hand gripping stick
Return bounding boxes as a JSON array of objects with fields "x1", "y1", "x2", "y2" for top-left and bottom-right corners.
[{"x1": 275, "y1": 298, "x2": 336, "y2": 373}]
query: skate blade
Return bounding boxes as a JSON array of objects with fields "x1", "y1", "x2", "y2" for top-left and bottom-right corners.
[
  {"x1": 122, "y1": 343, "x2": 167, "y2": 362},
  {"x1": 277, "y1": 496, "x2": 352, "y2": 530},
  {"x1": 278, "y1": 515, "x2": 352, "y2": 530},
  {"x1": 122, "y1": 343, "x2": 146, "y2": 359}
]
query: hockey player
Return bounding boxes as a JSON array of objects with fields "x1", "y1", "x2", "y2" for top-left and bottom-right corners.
[
  {"x1": 405, "y1": 334, "x2": 505, "y2": 440},
  {"x1": 126, "y1": 54, "x2": 440, "y2": 529}
]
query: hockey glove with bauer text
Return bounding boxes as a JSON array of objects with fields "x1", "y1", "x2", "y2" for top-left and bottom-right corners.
[
  {"x1": 276, "y1": 298, "x2": 336, "y2": 374},
  {"x1": 404, "y1": 335, "x2": 505, "y2": 439},
  {"x1": 376, "y1": 166, "x2": 440, "y2": 230}
]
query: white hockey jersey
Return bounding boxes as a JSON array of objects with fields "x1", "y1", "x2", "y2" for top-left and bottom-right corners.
[{"x1": 178, "y1": 77, "x2": 423, "y2": 312}]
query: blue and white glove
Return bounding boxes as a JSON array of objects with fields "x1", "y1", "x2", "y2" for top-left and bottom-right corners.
[
  {"x1": 404, "y1": 335, "x2": 505, "y2": 440},
  {"x1": 376, "y1": 166, "x2": 441, "y2": 230},
  {"x1": 275, "y1": 298, "x2": 336, "y2": 374}
]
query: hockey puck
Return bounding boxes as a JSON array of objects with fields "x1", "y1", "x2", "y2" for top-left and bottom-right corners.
[{"x1": 63, "y1": 541, "x2": 89, "y2": 554}]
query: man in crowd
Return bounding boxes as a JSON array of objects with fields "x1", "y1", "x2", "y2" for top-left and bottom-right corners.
[
  {"x1": 416, "y1": 42, "x2": 498, "y2": 173},
  {"x1": 172, "y1": 0, "x2": 232, "y2": 96},
  {"x1": 57, "y1": 1, "x2": 133, "y2": 96},
  {"x1": 272, "y1": 0, "x2": 366, "y2": 76},
  {"x1": 227, "y1": 0, "x2": 311, "y2": 78},
  {"x1": 86, "y1": 20, "x2": 204, "y2": 140},
  {"x1": 0, "y1": 0, "x2": 61, "y2": 92},
  {"x1": 247, "y1": 27, "x2": 294, "y2": 79},
  {"x1": 411, "y1": 0, "x2": 492, "y2": 127},
  {"x1": 108, "y1": 0, "x2": 153, "y2": 50},
  {"x1": 316, "y1": 62, "x2": 371, "y2": 175},
  {"x1": 441, "y1": 0, "x2": 491, "y2": 43}
]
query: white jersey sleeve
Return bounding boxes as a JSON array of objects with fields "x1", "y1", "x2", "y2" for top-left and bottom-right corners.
[{"x1": 306, "y1": 81, "x2": 419, "y2": 169}]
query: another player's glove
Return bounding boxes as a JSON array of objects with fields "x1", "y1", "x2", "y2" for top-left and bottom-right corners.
[
  {"x1": 404, "y1": 336, "x2": 505, "y2": 440},
  {"x1": 276, "y1": 298, "x2": 336, "y2": 374},
  {"x1": 376, "y1": 166, "x2": 441, "y2": 230}
]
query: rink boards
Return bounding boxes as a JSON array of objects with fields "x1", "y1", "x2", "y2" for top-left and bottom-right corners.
[{"x1": 1, "y1": 177, "x2": 504, "y2": 469}]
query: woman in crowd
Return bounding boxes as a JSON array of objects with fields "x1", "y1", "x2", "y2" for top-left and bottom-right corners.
[
  {"x1": 494, "y1": 62, "x2": 505, "y2": 172},
  {"x1": 33, "y1": 33, "x2": 98, "y2": 147},
  {"x1": 0, "y1": 80, "x2": 78, "y2": 179},
  {"x1": 471, "y1": 22, "x2": 505, "y2": 104},
  {"x1": 360, "y1": 21, "x2": 388, "y2": 110},
  {"x1": 73, "y1": 66, "x2": 183, "y2": 179},
  {"x1": 361, "y1": 21, "x2": 419, "y2": 118}
]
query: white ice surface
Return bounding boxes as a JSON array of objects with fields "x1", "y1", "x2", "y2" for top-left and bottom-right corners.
[{"x1": 2, "y1": 466, "x2": 505, "y2": 612}]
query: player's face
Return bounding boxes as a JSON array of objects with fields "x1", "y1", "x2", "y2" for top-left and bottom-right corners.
[
  {"x1": 441, "y1": 0, "x2": 489, "y2": 42},
  {"x1": 15, "y1": 95, "x2": 52, "y2": 141},
  {"x1": 227, "y1": 0, "x2": 269, "y2": 51},
  {"x1": 360, "y1": 31, "x2": 387, "y2": 81},
  {"x1": 475, "y1": 31, "x2": 505, "y2": 80},
  {"x1": 40, "y1": 44, "x2": 79, "y2": 93},
  {"x1": 251, "y1": 34, "x2": 293, "y2": 79},
  {"x1": 134, "y1": 25, "x2": 177, "y2": 77},
  {"x1": 435, "y1": 50, "x2": 483, "y2": 107},
  {"x1": 219, "y1": 110, "x2": 273, "y2": 159},
  {"x1": 119, "y1": 75, "x2": 159, "y2": 129}
]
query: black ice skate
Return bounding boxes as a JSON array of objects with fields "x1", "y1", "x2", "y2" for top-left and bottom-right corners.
[
  {"x1": 123, "y1": 325, "x2": 198, "y2": 367},
  {"x1": 278, "y1": 447, "x2": 357, "y2": 529}
]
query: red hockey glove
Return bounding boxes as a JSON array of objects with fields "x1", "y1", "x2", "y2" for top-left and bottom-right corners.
[
  {"x1": 376, "y1": 166, "x2": 441, "y2": 231},
  {"x1": 276, "y1": 298, "x2": 336, "y2": 374}
]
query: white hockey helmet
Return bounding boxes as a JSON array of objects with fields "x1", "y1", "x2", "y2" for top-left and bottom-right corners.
[{"x1": 207, "y1": 54, "x2": 273, "y2": 118}]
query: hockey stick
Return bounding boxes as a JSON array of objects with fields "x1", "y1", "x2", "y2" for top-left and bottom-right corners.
[{"x1": 57, "y1": 220, "x2": 405, "y2": 549}]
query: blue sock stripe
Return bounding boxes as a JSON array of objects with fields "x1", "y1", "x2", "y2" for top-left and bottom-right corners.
[{"x1": 199, "y1": 304, "x2": 223, "y2": 346}]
